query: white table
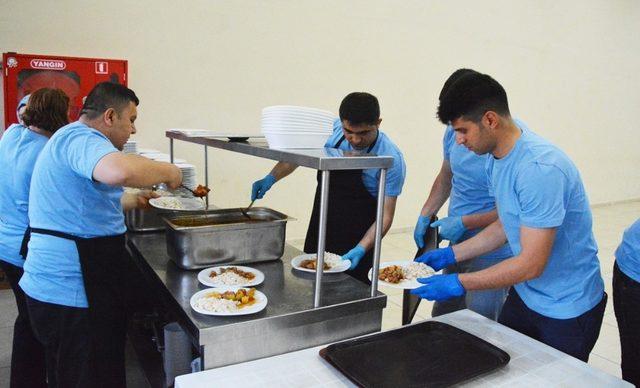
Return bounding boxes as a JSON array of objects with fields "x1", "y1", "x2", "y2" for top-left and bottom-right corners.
[{"x1": 175, "y1": 309, "x2": 631, "y2": 387}]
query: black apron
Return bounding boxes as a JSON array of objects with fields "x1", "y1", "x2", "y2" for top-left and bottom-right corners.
[
  {"x1": 303, "y1": 134, "x2": 379, "y2": 284},
  {"x1": 21, "y1": 227, "x2": 127, "y2": 388}
]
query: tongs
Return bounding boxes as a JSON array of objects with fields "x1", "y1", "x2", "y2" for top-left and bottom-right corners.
[
  {"x1": 180, "y1": 184, "x2": 200, "y2": 196},
  {"x1": 152, "y1": 183, "x2": 205, "y2": 198},
  {"x1": 241, "y1": 199, "x2": 256, "y2": 219}
]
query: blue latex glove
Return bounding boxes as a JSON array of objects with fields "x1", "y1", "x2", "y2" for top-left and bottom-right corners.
[
  {"x1": 410, "y1": 274, "x2": 466, "y2": 301},
  {"x1": 342, "y1": 245, "x2": 366, "y2": 270},
  {"x1": 251, "y1": 174, "x2": 277, "y2": 201},
  {"x1": 413, "y1": 215, "x2": 431, "y2": 249},
  {"x1": 430, "y1": 216, "x2": 466, "y2": 243},
  {"x1": 414, "y1": 246, "x2": 456, "y2": 271}
]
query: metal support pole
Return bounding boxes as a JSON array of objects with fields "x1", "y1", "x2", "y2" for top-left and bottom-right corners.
[
  {"x1": 204, "y1": 146, "x2": 209, "y2": 208},
  {"x1": 371, "y1": 168, "x2": 387, "y2": 297},
  {"x1": 314, "y1": 170, "x2": 330, "y2": 308},
  {"x1": 169, "y1": 138, "x2": 174, "y2": 163}
]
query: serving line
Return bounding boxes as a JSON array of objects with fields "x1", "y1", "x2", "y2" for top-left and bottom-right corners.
[
  {"x1": 126, "y1": 232, "x2": 387, "y2": 370},
  {"x1": 174, "y1": 309, "x2": 631, "y2": 388},
  {"x1": 166, "y1": 132, "x2": 394, "y2": 307}
]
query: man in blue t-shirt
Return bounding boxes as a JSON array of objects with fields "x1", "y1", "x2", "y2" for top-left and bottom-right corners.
[
  {"x1": 414, "y1": 69, "x2": 515, "y2": 320},
  {"x1": 20, "y1": 82, "x2": 183, "y2": 387},
  {"x1": 613, "y1": 218, "x2": 640, "y2": 386},
  {"x1": 411, "y1": 71, "x2": 606, "y2": 362},
  {"x1": 250, "y1": 92, "x2": 406, "y2": 283}
]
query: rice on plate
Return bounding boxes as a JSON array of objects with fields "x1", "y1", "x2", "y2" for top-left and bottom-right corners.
[
  {"x1": 150, "y1": 196, "x2": 185, "y2": 210},
  {"x1": 318, "y1": 252, "x2": 343, "y2": 268},
  {"x1": 402, "y1": 262, "x2": 434, "y2": 280},
  {"x1": 194, "y1": 296, "x2": 239, "y2": 313},
  {"x1": 210, "y1": 271, "x2": 250, "y2": 286}
]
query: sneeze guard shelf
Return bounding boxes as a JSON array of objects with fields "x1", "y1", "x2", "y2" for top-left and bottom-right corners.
[{"x1": 166, "y1": 131, "x2": 393, "y2": 307}]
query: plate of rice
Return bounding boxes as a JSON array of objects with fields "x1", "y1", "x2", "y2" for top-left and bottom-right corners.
[
  {"x1": 291, "y1": 252, "x2": 350, "y2": 273},
  {"x1": 368, "y1": 260, "x2": 436, "y2": 289},
  {"x1": 190, "y1": 287, "x2": 268, "y2": 316},
  {"x1": 149, "y1": 196, "x2": 205, "y2": 211},
  {"x1": 197, "y1": 265, "x2": 264, "y2": 288}
]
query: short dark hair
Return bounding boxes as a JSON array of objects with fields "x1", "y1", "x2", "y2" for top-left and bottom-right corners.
[
  {"x1": 22, "y1": 88, "x2": 70, "y2": 133},
  {"x1": 437, "y1": 71, "x2": 510, "y2": 125},
  {"x1": 339, "y1": 92, "x2": 380, "y2": 126},
  {"x1": 81, "y1": 82, "x2": 139, "y2": 120},
  {"x1": 439, "y1": 68, "x2": 478, "y2": 101}
]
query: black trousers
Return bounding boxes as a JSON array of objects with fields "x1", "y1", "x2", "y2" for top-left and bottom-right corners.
[
  {"x1": 26, "y1": 295, "x2": 94, "y2": 388},
  {"x1": 498, "y1": 287, "x2": 607, "y2": 362},
  {"x1": 0, "y1": 261, "x2": 47, "y2": 388},
  {"x1": 613, "y1": 261, "x2": 640, "y2": 386}
]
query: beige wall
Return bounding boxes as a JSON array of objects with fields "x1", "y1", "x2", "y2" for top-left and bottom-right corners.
[{"x1": 2, "y1": 0, "x2": 639, "y2": 240}]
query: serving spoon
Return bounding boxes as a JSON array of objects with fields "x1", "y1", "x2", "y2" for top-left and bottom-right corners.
[{"x1": 241, "y1": 199, "x2": 256, "y2": 219}]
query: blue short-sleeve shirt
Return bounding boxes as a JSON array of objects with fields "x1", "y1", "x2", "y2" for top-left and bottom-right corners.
[
  {"x1": 615, "y1": 219, "x2": 640, "y2": 283},
  {"x1": 486, "y1": 127, "x2": 604, "y2": 319},
  {"x1": 441, "y1": 120, "x2": 527, "y2": 260},
  {"x1": 19, "y1": 121, "x2": 123, "y2": 308},
  {"x1": 0, "y1": 125, "x2": 49, "y2": 267},
  {"x1": 324, "y1": 118, "x2": 406, "y2": 197}
]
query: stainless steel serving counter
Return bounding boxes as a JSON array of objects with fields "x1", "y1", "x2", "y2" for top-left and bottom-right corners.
[
  {"x1": 126, "y1": 232, "x2": 387, "y2": 370},
  {"x1": 166, "y1": 132, "x2": 392, "y2": 307}
]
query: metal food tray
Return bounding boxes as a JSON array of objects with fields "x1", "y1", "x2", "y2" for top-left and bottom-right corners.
[
  {"x1": 163, "y1": 207, "x2": 289, "y2": 269},
  {"x1": 125, "y1": 207, "x2": 184, "y2": 232}
]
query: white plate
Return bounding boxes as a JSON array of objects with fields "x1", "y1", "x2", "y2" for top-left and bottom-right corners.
[
  {"x1": 262, "y1": 106, "x2": 333, "y2": 114},
  {"x1": 261, "y1": 114, "x2": 334, "y2": 123},
  {"x1": 262, "y1": 130, "x2": 332, "y2": 135},
  {"x1": 291, "y1": 253, "x2": 351, "y2": 273},
  {"x1": 168, "y1": 129, "x2": 219, "y2": 137},
  {"x1": 149, "y1": 196, "x2": 206, "y2": 211},
  {"x1": 197, "y1": 266, "x2": 265, "y2": 288},
  {"x1": 367, "y1": 260, "x2": 436, "y2": 289},
  {"x1": 264, "y1": 132, "x2": 331, "y2": 149},
  {"x1": 190, "y1": 287, "x2": 267, "y2": 316},
  {"x1": 260, "y1": 123, "x2": 333, "y2": 133}
]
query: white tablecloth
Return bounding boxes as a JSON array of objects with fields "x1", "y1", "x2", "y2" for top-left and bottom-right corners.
[{"x1": 175, "y1": 309, "x2": 630, "y2": 387}]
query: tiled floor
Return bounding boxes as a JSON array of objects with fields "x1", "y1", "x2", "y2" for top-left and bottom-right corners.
[{"x1": 0, "y1": 201, "x2": 636, "y2": 386}]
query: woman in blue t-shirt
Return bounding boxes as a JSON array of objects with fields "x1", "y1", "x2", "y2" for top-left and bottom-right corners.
[{"x1": 0, "y1": 88, "x2": 69, "y2": 387}]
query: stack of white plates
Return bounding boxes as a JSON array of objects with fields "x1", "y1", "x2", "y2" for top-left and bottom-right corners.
[
  {"x1": 140, "y1": 152, "x2": 186, "y2": 164},
  {"x1": 175, "y1": 163, "x2": 197, "y2": 195},
  {"x1": 123, "y1": 140, "x2": 138, "y2": 154},
  {"x1": 261, "y1": 105, "x2": 334, "y2": 149},
  {"x1": 138, "y1": 153, "x2": 196, "y2": 196}
]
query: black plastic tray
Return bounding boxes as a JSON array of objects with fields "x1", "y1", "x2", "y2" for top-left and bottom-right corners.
[{"x1": 319, "y1": 321, "x2": 510, "y2": 388}]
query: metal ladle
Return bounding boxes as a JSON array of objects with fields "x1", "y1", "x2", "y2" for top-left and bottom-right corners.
[{"x1": 241, "y1": 199, "x2": 256, "y2": 219}]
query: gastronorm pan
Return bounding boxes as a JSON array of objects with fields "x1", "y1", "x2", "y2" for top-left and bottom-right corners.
[{"x1": 163, "y1": 207, "x2": 289, "y2": 269}]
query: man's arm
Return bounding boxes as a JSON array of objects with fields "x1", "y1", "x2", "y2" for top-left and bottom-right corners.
[
  {"x1": 462, "y1": 209, "x2": 499, "y2": 230},
  {"x1": 269, "y1": 162, "x2": 298, "y2": 181},
  {"x1": 251, "y1": 162, "x2": 299, "y2": 201},
  {"x1": 93, "y1": 153, "x2": 182, "y2": 188},
  {"x1": 419, "y1": 161, "x2": 452, "y2": 217},
  {"x1": 459, "y1": 226, "x2": 556, "y2": 290},
  {"x1": 358, "y1": 196, "x2": 397, "y2": 251},
  {"x1": 121, "y1": 190, "x2": 159, "y2": 211},
  {"x1": 451, "y1": 219, "x2": 508, "y2": 262}
]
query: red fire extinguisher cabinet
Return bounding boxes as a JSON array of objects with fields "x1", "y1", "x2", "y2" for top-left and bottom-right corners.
[{"x1": 2, "y1": 52, "x2": 128, "y2": 128}]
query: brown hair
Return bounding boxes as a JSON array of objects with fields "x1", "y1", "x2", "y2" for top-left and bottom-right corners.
[{"x1": 22, "y1": 88, "x2": 70, "y2": 133}]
